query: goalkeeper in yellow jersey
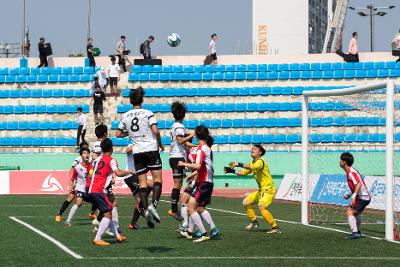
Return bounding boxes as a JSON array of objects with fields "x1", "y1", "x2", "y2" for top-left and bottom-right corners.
[{"x1": 224, "y1": 145, "x2": 281, "y2": 234}]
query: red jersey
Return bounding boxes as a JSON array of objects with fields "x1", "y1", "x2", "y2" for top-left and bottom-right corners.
[
  {"x1": 89, "y1": 154, "x2": 119, "y2": 193},
  {"x1": 195, "y1": 144, "x2": 214, "y2": 184},
  {"x1": 346, "y1": 166, "x2": 371, "y2": 201}
]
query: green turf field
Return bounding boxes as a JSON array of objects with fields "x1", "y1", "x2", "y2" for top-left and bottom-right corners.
[{"x1": 1, "y1": 195, "x2": 399, "y2": 267}]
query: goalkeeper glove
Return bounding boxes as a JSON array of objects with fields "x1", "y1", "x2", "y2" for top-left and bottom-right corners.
[
  {"x1": 229, "y1": 162, "x2": 244, "y2": 168},
  {"x1": 224, "y1": 167, "x2": 236, "y2": 174}
]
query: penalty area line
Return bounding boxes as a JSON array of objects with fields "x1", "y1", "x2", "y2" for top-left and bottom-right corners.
[
  {"x1": 9, "y1": 216, "x2": 83, "y2": 259},
  {"x1": 84, "y1": 256, "x2": 400, "y2": 260}
]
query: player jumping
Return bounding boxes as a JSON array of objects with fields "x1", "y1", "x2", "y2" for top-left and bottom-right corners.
[
  {"x1": 339, "y1": 152, "x2": 371, "y2": 239},
  {"x1": 224, "y1": 144, "x2": 282, "y2": 234}
]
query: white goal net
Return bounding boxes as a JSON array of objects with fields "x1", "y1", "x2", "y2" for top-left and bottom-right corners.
[{"x1": 301, "y1": 80, "x2": 400, "y2": 241}]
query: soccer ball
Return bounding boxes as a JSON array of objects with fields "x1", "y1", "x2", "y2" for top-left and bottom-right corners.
[{"x1": 167, "y1": 33, "x2": 181, "y2": 47}]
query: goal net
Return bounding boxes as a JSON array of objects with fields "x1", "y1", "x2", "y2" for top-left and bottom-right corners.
[{"x1": 301, "y1": 80, "x2": 400, "y2": 241}]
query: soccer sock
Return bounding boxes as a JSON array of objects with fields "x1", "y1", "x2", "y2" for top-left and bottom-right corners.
[
  {"x1": 131, "y1": 205, "x2": 141, "y2": 225},
  {"x1": 181, "y1": 204, "x2": 188, "y2": 227},
  {"x1": 66, "y1": 204, "x2": 79, "y2": 222},
  {"x1": 108, "y1": 218, "x2": 120, "y2": 238},
  {"x1": 188, "y1": 215, "x2": 195, "y2": 233},
  {"x1": 244, "y1": 205, "x2": 257, "y2": 222},
  {"x1": 152, "y1": 182, "x2": 162, "y2": 208},
  {"x1": 170, "y1": 188, "x2": 180, "y2": 212},
  {"x1": 261, "y1": 209, "x2": 278, "y2": 228},
  {"x1": 190, "y1": 212, "x2": 207, "y2": 234},
  {"x1": 90, "y1": 203, "x2": 97, "y2": 214},
  {"x1": 348, "y1": 215, "x2": 358, "y2": 233},
  {"x1": 57, "y1": 200, "x2": 71, "y2": 216},
  {"x1": 95, "y1": 217, "x2": 110, "y2": 240},
  {"x1": 112, "y1": 207, "x2": 119, "y2": 228},
  {"x1": 200, "y1": 210, "x2": 216, "y2": 229},
  {"x1": 139, "y1": 188, "x2": 148, "y2": 211},
  {"x1": 355, "y1": 215, "x2": 362, "y2": 232}
]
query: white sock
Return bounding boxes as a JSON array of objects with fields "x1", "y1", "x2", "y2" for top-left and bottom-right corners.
[
  {"x1": 181, "y1": 205, "x2": 188, "y2": 227},
  {"x1": 66, "y1": 204, "x2": 79, "y2": 222},
  {"x1": 109, "y1": 218, "x2": 120, "y2": 238},
  {"x1": 95, "y1": 217, "x2": 110, "y2": 240},
  {"x1": 188, "y1": 216, "x2": 194, "y2": 233},
  {"x1": 112, "y1": 207, "x2": 119, "y2": 228},
  {"x1": 355, "y1": 215, "x2": 361, "y2": 232},
  {"x1": 200, "y1": 210, "x2": 216, "y2": 229},
  {"x1": 190, "y1": 212, "x2": 206, "y2": 234},
  {"x1": 348, "y1": 215, "x2": 358, "y2": 233}
]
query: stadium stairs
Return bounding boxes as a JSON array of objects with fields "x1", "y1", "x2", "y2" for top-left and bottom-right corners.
[{"x1": 0, "y1": 53, "x2": 399, "y2": 153}]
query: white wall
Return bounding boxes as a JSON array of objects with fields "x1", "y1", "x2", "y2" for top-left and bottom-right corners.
[{"x1": 252, "y1": 0, "x2": 309, "y2": 55}]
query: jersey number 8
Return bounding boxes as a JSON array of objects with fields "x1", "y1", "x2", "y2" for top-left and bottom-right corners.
[{"x1": 130, "y1": 117, "x2": 139, "y2": 132}]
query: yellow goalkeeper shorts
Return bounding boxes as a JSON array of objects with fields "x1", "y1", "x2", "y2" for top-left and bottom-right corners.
[{"x1": 245, "y1": 188, "x2": 276, "y2": 207}]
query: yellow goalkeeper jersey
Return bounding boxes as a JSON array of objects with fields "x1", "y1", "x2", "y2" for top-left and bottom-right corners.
[{"x1": 242, "y1": 158, "x2": 275, "y2": 191}]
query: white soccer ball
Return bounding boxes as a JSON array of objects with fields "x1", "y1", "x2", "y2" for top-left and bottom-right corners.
[{"x1": 167, "y1": 33, "x2": 181, "y2": 47}]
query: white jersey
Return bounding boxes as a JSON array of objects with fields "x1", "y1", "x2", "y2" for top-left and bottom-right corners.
[
  {"x1": 170, "y1": 122, "x2": 186, "y2": 158},
  {"x1": 72, "y1": 155, "x2": 92, "y2": 168},
  {"x1": 125, "y1": 144, "x2": 136, "y2": 171},
  {"x1": 118, "y1": 108, "x2": 158, "y2": 154},
  {"x1": 71, "y1": 162, "x2": 88, "y2": 192}
]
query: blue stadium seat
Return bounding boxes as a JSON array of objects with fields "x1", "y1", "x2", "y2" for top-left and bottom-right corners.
[
  {"x1": 180, "y1": 73, "x2": 190, "y2": 81},
  {"x1": 246, "y1": 72, "x2": 257, "y2": 80},
  {"x1": 274, "y1": 134, "x2": 286, "y2": 143},
  {"x1": 20, "y1": 68, "x2": 30, "y2": 75},
  {"x1": 0, "y1": 90, "x2": 9, "y2": 98},
  {"x1": 28, "y1": 121, "x2": 38, "y2": 130},
  {"x1": 53, "y1": 89, "x2": 63, "y2": 98},
  {"x1": 287, "y1": 134, "x2": 300, "y2": 143},
  {"x1": 58, "y1": 75, "x2": 69, "y2": 82},
  {"x1": 57, "y1": 105, "x2": 69, "y2": 114},
  {"x1": 236, "y1": 64, "x2": 247, "y2": 72},
  {"x1": 129, "y1": 73, "x2": 139, "y2": 81},
  {"x1": 16, "y1": 75, "x2": 27, "y2": 83},
  {"x1": 61, "y1": 121, "x2": 73, "y2": 130},
  {"x1": 191, "y1": 72, "x2": 202, "y2": 81},
  {"x1": 39, "y1": 121, "x2": 50, "y2": 130},
  {"x1": 322, "y1": 70, "x2": 333, "y2": 79},
  {"x1": 344, "y1": 70, "x2": 355, "y2": 79},
  {"x1": 63, "y1": 89, "x2": 74, "y2": 98},
  {"x1": 276, "y1": 118, "x2": 288, "y2": 127},
  {"x1": 62, "y1": 67, "x2": 73, "y2": 75},
  {"x1": 213, "y1": 72, "x2": 223, "y2": 81},
  {"x1": 378, "y1": 69, "x2": 389, "y2": 78},
  {"x1": 321, "y1": 63, "x2": 332, "y2": 70},
  {"x1": 366, "y1": 69, "x2": 378, "y2": 78},
  {"x1": 7, "y1": 121, "x2": 18, "y2": 130},
  {"x1": 11, "y1": 137, "x2": 23, "y2": 146},
  {"x1": 223, "y1": 72, "x2": 234, "y2": 81},
  {"x1": 9, "y1": 68, "x2": 19, "y2": 75},
  {"x1": 356, "y1": 134, "x2": 367, "y2": 142},
  {"x1": 149, "y1": 73, "x2": 159, "y2": 81},
  {"x1": 169, "y1": 73, "x2": 179, "y2": 81},
  {"x1": 241, "y1": 135, "x2": 252, "y2": 144},
  {"x1": 333, "y1": 70, "x2": 344, "y2": 79},
  {"x1": 43, "y1": 137, "x2": 55, "y2": 146},
  {"x1": 332, "y1": 62, "x2": 343, "y2": 70},
  {"x1": 183, "y1": 65, "x2": 194, "y2": 73},
  {"x1": 210, "y1": 120, "x2": 221, "y2": 128},
  {"x1": 84, "y1": 67, "x2": 95, "y2": 74},
  {"x1": 288, "y1": 118, "x2": 301, "y2": 127},
  {"x1": 258, "y1": 64, "x2": 267, "y2": 71},
  {"x1": 54, "y1": 137, "x2": 65, "y2": 146},
  {"x1": 289, "y1": 71, "x2": 300, "y2": 80},
  {"x1": 22, "y1": 137, "x2": 33, "y2": 146},
  {"x1": 131, "y1": 65, "x2": 141, "y2": 73},
  {"x1": 257, "y1": 71, "x2": 267, "y2": 80},
  {"x1": 36, "y1": 105, "x2": 46, "y2": 113},
  {"x1": 355, "y1": 69, "x2": 366, "y2": 78},
  {"x1": 173, "y1": 65, "x2": 183, "y2": 73},
  {"x1": 14, "y1": 106, "x2": 25, "y2": 114},
  {"x1": 289, "y1": 63, "x2": 300, "y2": 71},
  {"x1": 80, "y1": 74, "x2": 91, "y2": 82},
  {"x1": 311, "y1": 70, "x2": 322, "y2": 79},
  {"x1": 69, "y1": 75, "x2": 79, "y2": 82},
  {"x1": 162, "y1": 65, "x2": 173, "y2": 73},
  {"x1": 247, "y1": 64, "x2": 257, "y2": 72},
  {"x1": 5, "y1": 75, "x2": 16, "y2": 83},
  {"x1": 37, "y1": 75, "x2": 48, "y2": 83},
  {"x1": 48, "y1": 75, "x2": 58, "y2": 82},
  {"x1": 362, "y1": 62, "x2": 374, "y2": 70},
  {"x1": 321, "y1": 134, "x2": 333, "y2": 143},
  {"x1": 279, "y1": 103, "x2": 291, "y2": 111},
  {"x1": 234, "y1": 72, "x2": 246, "y2": 80},
  {"x1": 228, "y1": 135, "x2": 240, "y2": 144},
  {"x1": 221, "y1": 119, "x2": 232, "y2": 128},
  {"x1": 290, "y1": 102, "x2": 301, "y2": 111},
  {"x1": 194, "y1": 65, "x2": 204, "y2": 73},
  {"x1": 214, "y1": 136, "x2": 228, "y2": 145},
  {"x1": 278, "y1": 64, "x2": 289, "y2": 71},
  {"x1": 47, "y1": 105, "x2": 57, "y2": 114},
  {"x1": 261, "y1": 135, "x2": 273, "y2": 144},
  {"x1": 73, "y1": 67, "x2": 83, "y2": 74},
  {"x1": 65, "y1": 137, "x2": 76, "y2": 146},
  {"x1": 299, "y1": 63, "x2": 310, "y2": 71},
  {"x1": 390, "y1": 69, "x2": 400, "y2": 77},
  {"x1": 374, "y1": 62, "x2": 385, "y2": 69},
  {"x1": 300, "y1": 71, "x2": 311, "y2": 80},
  {"x1": 333, "y1": 117, "x2": 345, "y2": 126},
  {"x1": 267, "y1": 71, "x2": 278, "y2": 80},
  {"x1": 139, "y1": 73, "x2": 149, "y2": 81},
  {"x1": 41, "y1": 68, "x2": 52, "y2": 75},
  {"x1": 333, "y1": 134, "x2": 345, "y2": 143},
  {"x1": 152, "y1": 65, "x2": 162, "y2": 73},
  {"x1": 343, "y1": 62, "x2": 354, "y2": 70},
  {"x1": 310, "y1": 63, "x2": 321, "y2": 70},
  {"x1": 278, "y1": 71, "x2": 289, "y2": 80},
  {"x1": 267, "y1": 64, "x2": 278, "y2": 72},
  {"x1": 27, "y1": 75, "x2": 38, "y2": 83},
  {"x1": 293, "y1": 86, "x2": 304, "y2": 95},
  {"x1": 20, "y1": 89, "x2": 31, "y2": 98},
  {"x1": 49, "y1": 121, "x2": 61, "y2": 130},
  {"x1": 0, "y1": 137, "x2": 11, "y2": 146},
  {"x1": 74, "y1": 89, "x2": 85, "y2": 98},
  {"x1": 0, "y1": 68, "x2": 9, "y2": 75},
  {"x1": 161, "y1": 136, "x2": 171, "y2": 145}
]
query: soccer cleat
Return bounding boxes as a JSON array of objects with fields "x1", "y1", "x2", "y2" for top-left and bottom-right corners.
[
  {"x1": 145, "y1": 210, "x2": 155, "y2": 229},
  {"x1": 128, "y1": 223, "x2": 139, "y2": 230},
  {"x1": 245, "y1": 221, "x2": 259, "y2": 231},
  {"x1": 266, "y1": 226, "x2": 282, "y2": 234},
  {"x1": 88, "y1": 213, "x2": 97, "y2": 220},
  {"x1": 147, "y1": 204, "x2": 161, "y2": 223},
  {"x1": 179, "y1": 230, "x2": 193, "y2": 240},
  {"x1": 93, "y1": 240, "x2": 110, "y2": 246},
  {"x1": 175, "y1": 225, "x2": 188, "y2": 233},
  {"x1": 55, "y1": 215, "x2": 62, "y2": 222},
  {"x1": 210, "y1": 227, "x2": 220, "y2": 238},
  {"x1": 64, "y1": 220, "x2": 71, "y2": 227},
  {"x1": 116, "y1": 235, "x2": 126, "y2": 243},
  {"x1": 168, "y1": 210, "x2": 184, "y2": 221},
  {"x1": 193, "y1": 234, "x2": 211, "y2": 243},
  {"x1": 346, "y1": 232, "x2": 361, "y2": 240},
  {"x1": 92, "y1": 219, "x2": 100, "y2": 226}
]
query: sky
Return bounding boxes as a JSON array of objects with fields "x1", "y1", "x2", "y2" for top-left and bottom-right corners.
[{"x1": 0, "y1": 0, "x2": 399, "y2": 57}]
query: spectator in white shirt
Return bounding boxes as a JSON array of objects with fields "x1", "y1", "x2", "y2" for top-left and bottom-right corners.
[
  {"x1": 76, "y1": 107, "x2": 87, "y2": 146},
  {"x1": 108, "y1": 55, "x2": 120, "y2": 98},
  {"x1": 116, "y1": 35, "x2": 131, "y2": 73},
  {"x1": 208, "y1": 33, "x2": 218, "y2": 65},
  {"x1": 95, "y1": 66, "x2": 108, "y2": 92}
]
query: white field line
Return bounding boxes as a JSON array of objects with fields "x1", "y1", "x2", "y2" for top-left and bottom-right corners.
[
  {"x1": 85, "y1": 256, "x2": 400, "y2": 261},
  {"x1": 9, "y1": 216, "x2": 83, "y2": 259}
]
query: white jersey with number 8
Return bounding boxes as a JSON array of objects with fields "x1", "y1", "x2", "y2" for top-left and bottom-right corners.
[{"x1": 118, "y1": 108, "x2": 158, "y2": 154}]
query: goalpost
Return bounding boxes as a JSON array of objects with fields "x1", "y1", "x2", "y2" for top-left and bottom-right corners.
[{"x1": 301, "y1": 79, "x2": 398, "y2": 241}]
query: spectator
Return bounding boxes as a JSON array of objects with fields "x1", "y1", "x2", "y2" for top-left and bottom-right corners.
[
  {"x1": 348, "y1": 32, "x2": 359, "y2": 62},
  {"x1": 90, "y1": 76, "x2": 102, "y2": 96},
  {"x1": 392, "y1": 30, "x2": 400, "y2": 62},
  {"x1": 209, "y1": 33, "x2": 218, "y2": 65},
  {"x1": 90, "y1": 86, "x2": 107, "y2": 125},
  {"x1": 37, "y1": 37, "x2": 48, "y2": 67},
  {"x1": 95, "y1": 66, "x2": 108, "y2": 92},
  {"x1": 108, "y1": 55, "x2": 120, "y2": 98},
  {"x1": 87, "y1": 37, "x2": 96, "y2": 67},
  {"x1": 116, "y1": 35, "x2": 131, "y2": 72},
  {"x1": 76, "y1": 107, "x2": 87, "y2": 147},
  {"x1": 141, "y1": 35, "x2": 154, "y2": 61}
]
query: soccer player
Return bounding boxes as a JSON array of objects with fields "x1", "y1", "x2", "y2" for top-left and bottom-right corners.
[
  {"x1": 89, "y1": 138, "x2": 134, "y2": 246},
  {"x1": 116, "y1": 86, "x2": 164, "y2": 226},
  {"x1": 64, "y1": 147, "x2": 92, "y2": 226},
  {"x1": 168, "y1": 101, "x2": 195, "y2": 221},
  {"x1": 178, "y1": 125, "x2": 219, "y2": 242},
  {"x1": 339, "y1": 152, "x2": 371, "y2": 239},
  {"x1": 224, "y1": 145, "x2": 281, "y2": 234},
  {"x1": 56, "y1": 142, "x2": 92, "y2": 222}
]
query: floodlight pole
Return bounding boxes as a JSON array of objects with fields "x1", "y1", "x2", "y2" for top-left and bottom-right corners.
[{"x1": 87, "y1": 0, "x2": 92, "y2": 39}]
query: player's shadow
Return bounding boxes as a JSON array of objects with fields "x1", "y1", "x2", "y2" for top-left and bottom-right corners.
[{"x1": 144, "y1": 246, "x2": 174, "y2": 253}]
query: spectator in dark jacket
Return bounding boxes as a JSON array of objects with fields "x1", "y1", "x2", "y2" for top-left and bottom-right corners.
[
  {"x1": 143, "y1": 35, "x2": 154, "y2": 60},
  {"x1": 87, "y1": 37, "x2": 96, "y2": 67},
  {"x1": 38, "y1": 37, "x2": 48, "y2": 67}
]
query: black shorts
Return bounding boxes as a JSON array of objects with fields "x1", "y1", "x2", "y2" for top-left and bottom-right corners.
[
  {"x1": 191, "y1": 182, "x2": 214, "y2": 207},
  {"x1": 133, "y1": 151, "x2": 162, "y2": 175},
  {"x1": 93, "y1": 103, "x2": 103, "y2": 114},
  {"x1": 124, "y1": 175, "x2": 139, "y2": 196},
  {"x1": 109, "y1": 77, "x2": 118, "y2": 87},
  {"x1": 106, "y1": 185, "x2": 115, "y2": 203},
  {"x1": 352, "y1": 199, "x2": 371, "y2": 214},
  {"x1": 90, "y1": 192, "x2": 112, "y2": 213},
  {"x1": 211, "y1": 53, "x2": 217, "y2": 60},
  {"x1": 74, "y1": 190, "x2": 92, "y2": 203},
  {"x1": 169, "y1": 157, "x2": 185, "y2": 179}
]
